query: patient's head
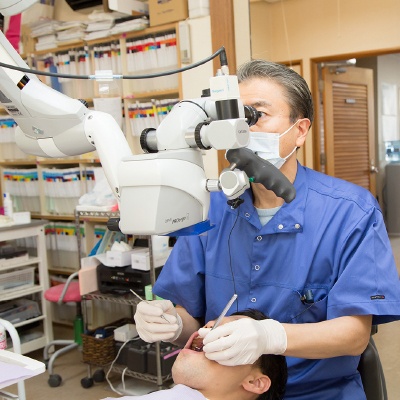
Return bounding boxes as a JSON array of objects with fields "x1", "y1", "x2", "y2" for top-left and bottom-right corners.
[{"x1": 172, "y1": 309, "x2": 287, "y2": 400}]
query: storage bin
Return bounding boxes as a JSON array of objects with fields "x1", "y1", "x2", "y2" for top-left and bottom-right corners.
[
  {"x1": 81, "y1": 332, "x2": 115, "y2": 366},
  {"x1": 0, "y1": 267, "x2": 35, "y2": 294}
]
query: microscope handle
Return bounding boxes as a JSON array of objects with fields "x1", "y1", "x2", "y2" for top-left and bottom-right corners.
[{"x1": 226, "y1": 148, "x2": 296, "y2": 203}]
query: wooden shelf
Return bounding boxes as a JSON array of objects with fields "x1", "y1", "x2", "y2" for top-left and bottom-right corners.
[
  {"x1": 124, "y1": 88, "x2": 180, "y2": 100},
  {"x1": 0, "y1": 160, "x2": 37, "y2": 166},
  {"x1": 32, "y1": 214, "x2": 75, "y2": 222},
  {"x1": 36, "y1": 158, "x2": 100, "y2": 165},
  {"x1": 0, "y1": 158, "x2": 100, "y2": 166}
]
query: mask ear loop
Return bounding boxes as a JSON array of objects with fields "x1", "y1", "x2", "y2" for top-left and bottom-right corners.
[
  {"x1": 278, "y1": 119, "x2": 300, "y2": 138},
  {"x1": 279, "y1": 120, "x2": 300, "y2": 162},
  {"x1": 283, "y1": 146, "x2": 297, "y2": 161}
]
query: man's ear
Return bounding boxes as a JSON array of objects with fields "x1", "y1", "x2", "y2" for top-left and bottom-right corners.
[
  {"x1": 242, "y1": 373, "x2": 271, "y2": 395},
  {"x1": 295, "y1": 118, "x2": 310, "y2": 147}
]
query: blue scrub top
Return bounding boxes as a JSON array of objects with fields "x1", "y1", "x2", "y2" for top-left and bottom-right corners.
[{"x1": 153, "y1": 164, "x2": 400, "y2": 400}]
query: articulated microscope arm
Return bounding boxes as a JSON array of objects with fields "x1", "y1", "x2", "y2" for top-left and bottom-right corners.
[{"x1": 0, "y1": 28, "x2": 252, "y2": 235}]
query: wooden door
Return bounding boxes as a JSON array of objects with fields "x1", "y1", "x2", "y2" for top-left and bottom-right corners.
[{"x1": 322, "y1": 67, "x2": 376, "y2": 196}]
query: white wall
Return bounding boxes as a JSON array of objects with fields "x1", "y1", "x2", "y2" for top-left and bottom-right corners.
[{"x1": 180, "y1": 15, "x2": 219, "y2": 178}]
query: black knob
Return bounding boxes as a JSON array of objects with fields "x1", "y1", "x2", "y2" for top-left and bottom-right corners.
[
  {"x1": 107, "y1": 218, "x2": 121, "y2": 232},
  {"x1": 140, "y1": 128, "x2": 158, "y2": 153}
]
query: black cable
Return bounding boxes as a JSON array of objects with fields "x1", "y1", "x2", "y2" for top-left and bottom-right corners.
[
  {"x1": 227, "y1": 206, "x2": 240, "y2": 313},
  {"x1": 0, "y1": 46, "x2": 226, "y2": 80}
]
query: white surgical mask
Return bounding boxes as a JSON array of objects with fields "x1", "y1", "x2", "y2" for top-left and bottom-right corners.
[{"x1": 246, "y1": 120, "x2": 299, "y2": 169}]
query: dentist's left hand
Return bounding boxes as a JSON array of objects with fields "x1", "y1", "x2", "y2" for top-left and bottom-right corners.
[
  {"x1": 134, "y1": 300, "x2": 183, "y2": 343},
  {"x1": 198, "y1": 318, "x2": 287, "y2": 366}
]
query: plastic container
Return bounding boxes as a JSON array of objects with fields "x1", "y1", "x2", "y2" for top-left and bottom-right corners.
[
  {"x1": 126, "y1": 340, "x2": 149, "y2": 373},
  {"x1": 147, "y1": 343, "x2": 181, "y2": 375},
  {"x1": 3, "y1": 192, "x2": 13, "y2": 219},
  {"x1": 0, "y1": 267, "x2": 35, "y2": 293}
]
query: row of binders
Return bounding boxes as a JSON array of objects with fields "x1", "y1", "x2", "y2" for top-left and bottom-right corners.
[
  {"x1": 35, "y1": 50, "x2": 94, "y2": 98},
  {"x1": 2, "y1": 169, "x2": 40, "y2": 213},
  {"x1": 45, "y1": 222, "x2": 86, "y2": 269},
  {"x1": 2, "y1": 167, "x2": 100, "y2": 215},
  {"x1": 0, "y1": 118, "x2": 17, "y2": 142},
  {"x1": 127, "y1": 98, "x2": 179, "y2": 137},
  {"x1": 93, "y1": 42, "x2": 122, "y2": 74},
  {"x1": 34, "y1": 31, "x2": 179, "y2": 98},
  {"x1": 15, "y1": 222, "x2": 106, "y2": 270},
  {"x1": 42, "y1": 167, "x2": 97, "y2": 215},
  {"x1": 125, "y1": 32, "x2": 178, "y2": 93},
  {"x1": 126, "y1": 32, "x2": 178, "y2": 73}
]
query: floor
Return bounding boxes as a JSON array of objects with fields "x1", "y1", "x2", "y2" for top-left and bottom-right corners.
[{"x1": 3, "y1": 238, "x2": 400, "y2": 400}]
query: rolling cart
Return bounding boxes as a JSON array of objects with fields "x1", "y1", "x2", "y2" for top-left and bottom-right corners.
[{"x1": 75, "y1": 210, "x2": 174, "y2": 391}]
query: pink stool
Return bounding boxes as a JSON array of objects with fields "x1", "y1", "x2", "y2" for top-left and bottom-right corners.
[{"x1": 43, "y1": 271, "x2": 83, "y2": 387}]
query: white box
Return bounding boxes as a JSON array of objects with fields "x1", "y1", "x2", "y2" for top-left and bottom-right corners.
[
  {"x1": 105, "y1": 250, "x2": 136, "y2": 267},
  {"x1": 131, "y1": 248, "x2": 151, "y2": 271},
  {"x1": 131, "y1": 247, "x2": 172, "y2": 271},
  {"x1": 108, "y1": 0, "x2": 149, "y2": 16},
  {"x1": 114, "y1": 324, "x2": 138, "y2": 342},
  {"x1": 188, "y1": 0, "x2": 209, "y2": 18},
  {"x1": 13, "y1": 211, "x2": 31, "y2": 225}
]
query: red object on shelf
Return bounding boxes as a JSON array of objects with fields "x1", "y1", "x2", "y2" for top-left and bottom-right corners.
[{"x1": 5, "y1": 14, "x2": 22, "y2": 53}]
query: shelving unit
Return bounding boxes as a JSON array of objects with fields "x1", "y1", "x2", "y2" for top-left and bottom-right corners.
[{"x1": 0, "y1": 220, "x2": 53, "y2": 355}]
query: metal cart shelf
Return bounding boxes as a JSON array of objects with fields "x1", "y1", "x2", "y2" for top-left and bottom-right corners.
[
  {"x1": 81, "y1": 291, "x2": 172, "y2": 389},
  {"x1": 76, "y1": 209, "x2": 171, "y2": 391}
]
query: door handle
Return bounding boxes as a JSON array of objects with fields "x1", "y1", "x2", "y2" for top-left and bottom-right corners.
[{"x1": 370, "y1": 160, "x2": 378, "y2": 173}]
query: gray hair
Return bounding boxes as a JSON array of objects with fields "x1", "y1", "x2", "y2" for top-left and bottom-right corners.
[{"x1": 237, "y1": 59, "x2": 314, "y2": 127}]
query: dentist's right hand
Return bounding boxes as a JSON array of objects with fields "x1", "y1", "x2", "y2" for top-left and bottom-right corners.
[{"x1": 134, "y1": 300, "x2": 183, "y2": 343}]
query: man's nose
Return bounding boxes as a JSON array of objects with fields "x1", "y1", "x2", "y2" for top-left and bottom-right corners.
[{"x1": 249, "y1": 125, "x2": 258, "y2": 132}]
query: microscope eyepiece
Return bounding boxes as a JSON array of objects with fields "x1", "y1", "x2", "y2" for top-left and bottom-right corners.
[{"x1": 244, "y1": 105, "x2": 260, "y2": 127}]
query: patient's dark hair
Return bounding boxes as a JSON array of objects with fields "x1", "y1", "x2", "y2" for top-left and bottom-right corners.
[{"x1": 231, "y1": 309, "x2": 287, "y2": 400}]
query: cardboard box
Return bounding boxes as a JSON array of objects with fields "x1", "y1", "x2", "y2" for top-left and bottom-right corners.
[
  {"x1": 149, "y1": 0, "x2": 188, "y2": 27},
  {"x1": 21, "y1": 3, "x2": 54, "y2": 25},
  {"x1": 20, "y1": 25, "x2": 35, "y2": 55}
]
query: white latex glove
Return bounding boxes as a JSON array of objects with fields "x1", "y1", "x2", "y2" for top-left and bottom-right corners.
[
  {"x1": 134, "y1": 300, "x2": 183, "y2": 343},
  {"x1": 199, "y1": 318, "x2": 287, "y2": 366}
]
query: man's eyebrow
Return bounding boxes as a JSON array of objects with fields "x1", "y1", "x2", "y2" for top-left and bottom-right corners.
[{"x1": 250, "y1": 100, "x2": 272, "y2": 108}]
